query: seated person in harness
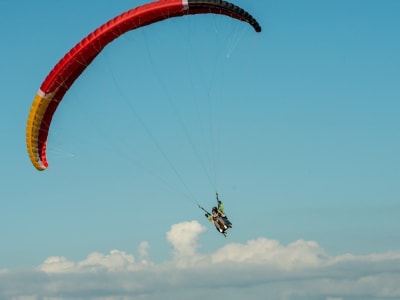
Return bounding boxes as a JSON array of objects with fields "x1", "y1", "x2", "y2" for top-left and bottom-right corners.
[{"x1": 202, "y1": 193, "x2": 232, "y2": 237}]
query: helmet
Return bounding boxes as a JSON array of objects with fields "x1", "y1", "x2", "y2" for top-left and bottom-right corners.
[{"x1": 212, "y1": 207, "x2": 218, "y2": 213}]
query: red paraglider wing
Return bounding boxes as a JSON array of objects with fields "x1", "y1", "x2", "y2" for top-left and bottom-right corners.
[{"x1": 26, "y1": 0, "x2": 261, "y2": 170}]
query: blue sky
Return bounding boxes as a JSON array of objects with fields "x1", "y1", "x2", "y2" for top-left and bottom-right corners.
[{"x1": 1, "y1": 0, "x2": 399, "y2": 299}]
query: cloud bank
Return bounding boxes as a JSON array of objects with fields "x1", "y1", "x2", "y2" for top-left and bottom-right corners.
[{"x1": 1, "y1": 220, "x2": 400, "y2": 300}]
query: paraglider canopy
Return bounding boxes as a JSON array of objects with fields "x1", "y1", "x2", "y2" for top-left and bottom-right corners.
[{"x1": 26, "y1": 0, "x2": 261, "y2": 171}]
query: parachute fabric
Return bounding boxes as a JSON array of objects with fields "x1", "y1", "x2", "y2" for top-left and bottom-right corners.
[{"x1": 26, "y1": 0, "x2": 261, "y2": 171}]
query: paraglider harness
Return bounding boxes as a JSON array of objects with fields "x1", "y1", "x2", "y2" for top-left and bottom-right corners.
[{"x1": 198, "y1": 193, "x2": 232, "y2": 236}]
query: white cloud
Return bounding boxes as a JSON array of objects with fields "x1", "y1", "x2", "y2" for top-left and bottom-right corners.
[
  {"x1": 1, "y1": 220, "x2": 400, "y2": 300},
  {"x1": 138, "y1": 241, "x2": 150, "y2": 264},
  {"x1": 166, "y1": 220, "x2": 206, "y2": 259},
  {"x1": 210, "y1": 238, "x2": 330, "y2": 270},
  {"x1": 39, "y1": 256, "x2": 75, "y2": 273},
  {"x1": 39, "y1": 250, "x2": 139, "y2": 273}
]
